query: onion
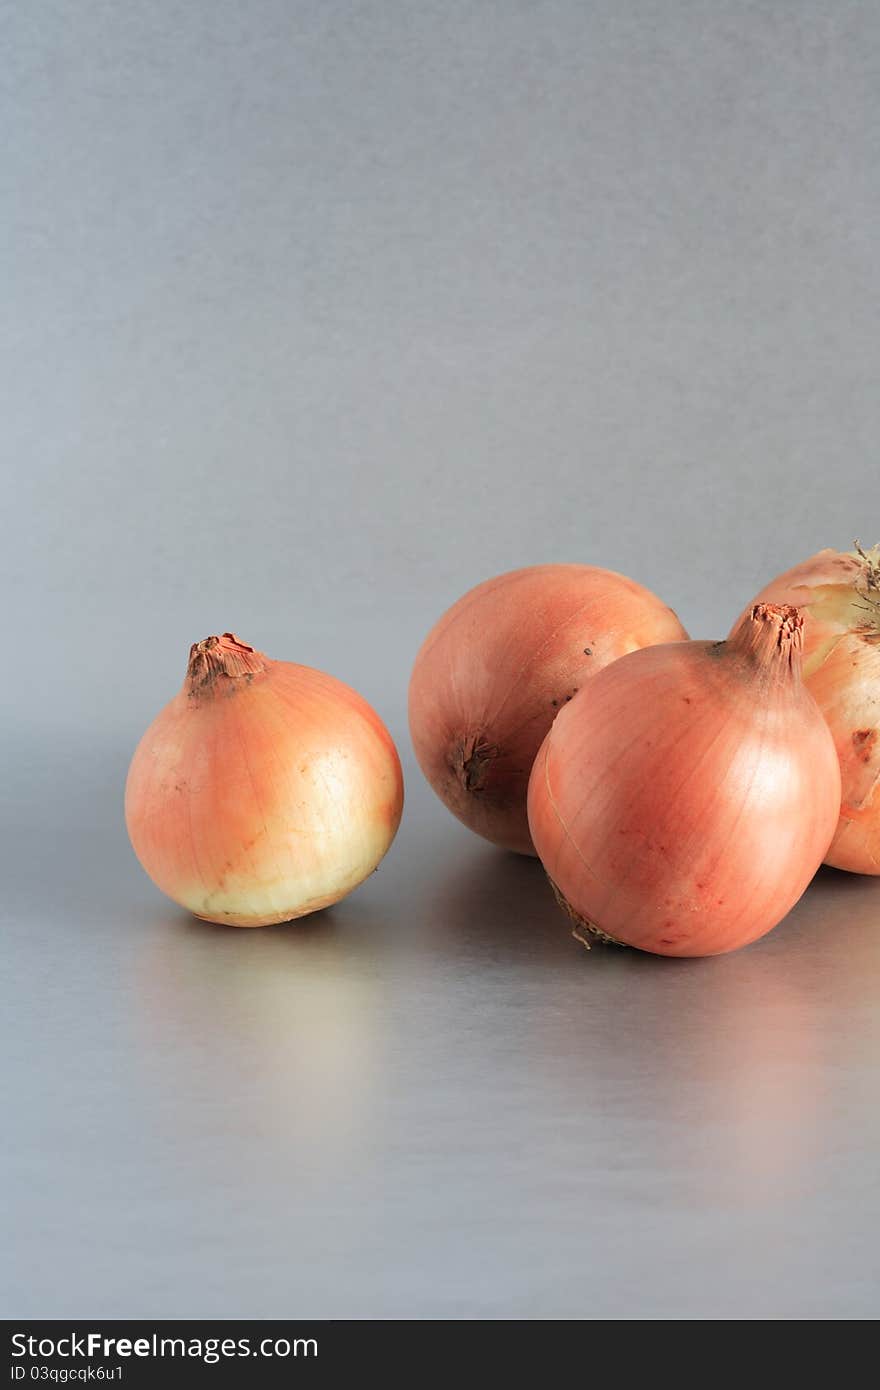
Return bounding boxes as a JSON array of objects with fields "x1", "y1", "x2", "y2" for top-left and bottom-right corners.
[
  {"x1": 743, "y1": 545, "x2": 880, "y2": 874},
  {"x1": 527, "y1": 604, "x2": 841, "y2": 957},
  {"x1": 408, "y1": 564, "x2": 688, "y2": 854},
  {"x1": 126, "y1": 633, "x2": 404, "y2": 926}
]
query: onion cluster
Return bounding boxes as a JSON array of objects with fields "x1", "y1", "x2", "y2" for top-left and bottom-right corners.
[
  {"x1": 126, "y1": 544, "x2": 876, "y2": 956},
  {"x1": 407, "y1": 549, "x2": 870, "y2": 957}
]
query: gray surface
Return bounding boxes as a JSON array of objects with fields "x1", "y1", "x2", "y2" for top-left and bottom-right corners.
[{"x1": 3, "y1": 0, "x2": 879, "y2": 1319}]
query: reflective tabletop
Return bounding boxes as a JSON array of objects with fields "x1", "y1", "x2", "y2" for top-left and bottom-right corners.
[{"x1": 4, "y1": 740, "x2": 879, "y2": 1319}]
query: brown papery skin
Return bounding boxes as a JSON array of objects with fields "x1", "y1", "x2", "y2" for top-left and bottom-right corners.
[
  {"x1": 408, "y1": 564, "x2": 688, "y2": 854},
  {"x1": 742, "y1": 548, "x2": 880, "y2": 874},
  {"x1": 527, "y1": 605, "x2": 841, "y2": 957},
  {"x1": 126, "y1": 634, "x2": 404, "y2": 926}
]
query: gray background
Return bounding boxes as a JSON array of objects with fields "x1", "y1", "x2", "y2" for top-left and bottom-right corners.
[{"x1": 3, "y1": 0, "x2": 879, "y2": 1319}]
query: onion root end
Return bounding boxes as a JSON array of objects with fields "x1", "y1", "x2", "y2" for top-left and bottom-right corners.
[{"x1": 547, "y1": 875, "x2": 626, "y2": 950}]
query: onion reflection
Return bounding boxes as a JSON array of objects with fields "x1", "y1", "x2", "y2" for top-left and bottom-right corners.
[
  {"x1": 132, "y1": 909, "x2": 382, "y2": 1167},
  {"x1": 525, "y1": 871, "x2": 880, "y2": 1206}
]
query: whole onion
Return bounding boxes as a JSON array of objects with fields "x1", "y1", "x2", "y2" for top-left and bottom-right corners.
[
  {"x1": 527, "y1": 604, "x2": 840, "y2": 957},
  {"x1": 408, "y1": 564, "x2": 687, "y2": 854},
  {"x1": 126, "y1": 633, "x2": 404, "y2": 925},
  {"x1": 743, "y1": 545, "x2": 880, "y2": 874}
]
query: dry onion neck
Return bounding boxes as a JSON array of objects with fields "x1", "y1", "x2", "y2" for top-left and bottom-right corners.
[
  {"x1": 186, "y1": 632, "x2": 268, "y2": 697},
  {"x1": 726, "y1": 603, "x2": 804, "y2": 674},
  {"x1": 796, "y1": 544, "x2": 880, "y2": 678},
  {"x1": 851, "y1": 542, "x2": 880, "y2": 635}
]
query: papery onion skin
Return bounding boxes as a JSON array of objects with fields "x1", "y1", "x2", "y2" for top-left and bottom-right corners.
[
  {"x1": 408, "y1": 564, "x2": 688, "y2": 854},
  {"x1": 743, "y1": 547, "x2": 880, "y2": 874},
  {"x1": 125, "y1": 633, "x2": 404, "y2": 926},
  {"x1": 527, "y1": 605, "x2": 841, "y2": 957}
]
